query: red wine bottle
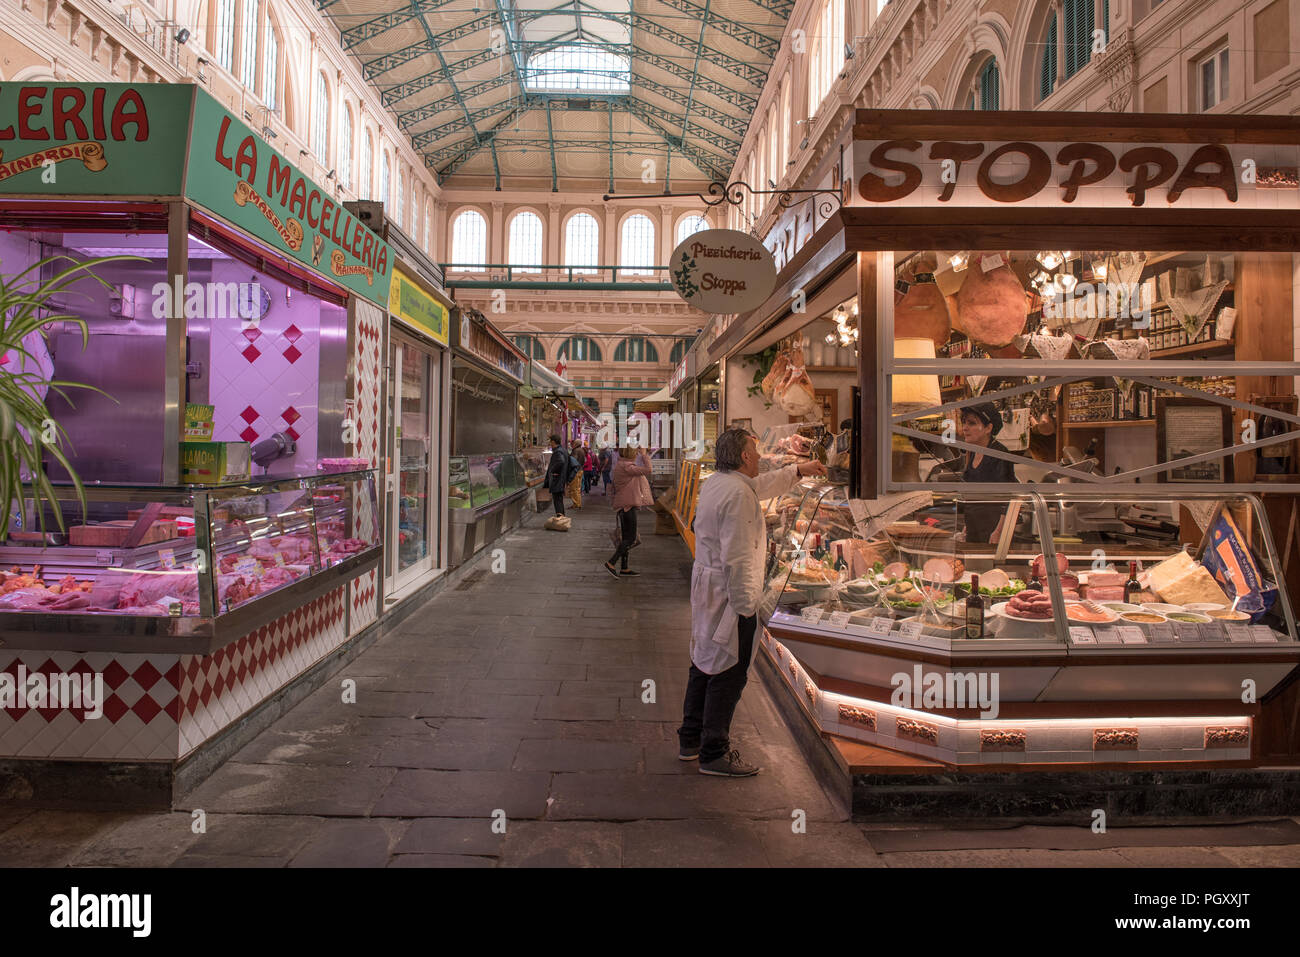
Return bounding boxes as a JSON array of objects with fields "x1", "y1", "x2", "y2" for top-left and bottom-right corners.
[
  {"x1": 1124, "y1": 561, "x2": 1140, "y2": 604},
  {"x1": 966, "y1": 574, "x2": 985, "y2": 639}
]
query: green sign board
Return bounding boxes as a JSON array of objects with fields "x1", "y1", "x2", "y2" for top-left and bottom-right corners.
[
  {"x1": 389, "y1": 267, "x2": 448, "y2": 345},
  {"x1": 0, "y1": 82, "x2": 192, "y2": 195},
  {"x1": 185, "y1": 93, "x2": 392, "y2": 303}
]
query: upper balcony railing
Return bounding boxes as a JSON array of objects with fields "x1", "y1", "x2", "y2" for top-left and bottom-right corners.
[{"x1": 439, "y1": 264, "x2": 673, "y2": 291}]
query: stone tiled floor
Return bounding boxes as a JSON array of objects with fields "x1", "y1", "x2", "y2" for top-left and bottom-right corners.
[{"x1": 3, "y1": 492, "x2": 1300, "y2": 867}]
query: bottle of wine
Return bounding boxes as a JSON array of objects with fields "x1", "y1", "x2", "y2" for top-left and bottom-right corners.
[
  {"x1": 1026, "y1": 573, "x2": 1044, "y2": 593},
  {"x1": 1124, "y1": 561, "x2": 1141, "y2": 604},
  {"x1": 966, "y1": 574, "x2": 985, "y2": 639},
  {"x1": 834, "y1": 544, "x2": 848, "y2": 579}
]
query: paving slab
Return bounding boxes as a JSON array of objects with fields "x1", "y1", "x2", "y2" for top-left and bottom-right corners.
[
  {"x1": 512, "y1": 739, "x2": 643, "y2": 772},
  {"x1": 288, "y1": 819, "x2": 404, "y2": 867},
  {"x1": 622, "y1": 819, "x2": 768, "y2": 868},
  {"x1": 0, "y1": 810, "x2": 133, "y2": 867},
  {"x1": 371, "y1": 769, "x2": 552, "y2": 819},
  {"x1": 394, "y1": 817, "x2": 506, "y2": 857},
  {"x1": 499, "y1": 822, "x2": 623, "y2": 867},
  {"x1": 182, "y1": 763, "x2": 397, "y2": 816},
  {"x1": 67, "y1": 812, "x2": 201, "y2": 867},
  {"x1": 388, "y1": 854, "x2": 497, "y2": 868},
  {"x1": 374, "y1": 738, "x2": 519, "y2": 771}
]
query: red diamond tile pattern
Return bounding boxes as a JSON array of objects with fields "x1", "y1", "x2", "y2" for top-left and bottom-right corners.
[
  {"x1": 241, "y1": 344, "x2": 261, "y2": 363},
  {"x1": 284, "y1": 426, "x2": 300, "y2": 442},
  {"x1": 243, "y1": 328, "x2": 261, "y2": 343},
  {"x1": 283, "y1": 323, "x2": 303, "y2": 343},
  {"x1": 240, "y1": 426, "x2": 259, "y2": 444},
  {"x1": 283, "y1": 344, "x2": 302, "y2": 364},
  {"x1": 349, "y1": 306, "x2": 383, "y2": 637},
  {"x1": 240, "y1": 405, "x2": 259, "y2": 425},
  {"x1": 282, "y1": 406, "x2": 300, "y2": 425}
]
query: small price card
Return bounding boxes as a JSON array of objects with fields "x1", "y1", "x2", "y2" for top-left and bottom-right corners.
[
  {"x1": 981, "y1": 253, "x2": 1005, "y2": 272},
  {"x1": 1116, "y1": 625, "x2": 1147, "y2": 645},
  {"x1": 273, "y1": 552, "x2": 286, "y2": 567},
  {"x1": 1148, "y1": 623, "x2": 1178, "y2": 644},
  {"x1": 899, "y1": 620, "x2": 924, "y2": 638},
  {"x1": 828, "y1": 611, "x2": 852, "y2": 628},
  {"x1": 800, "y1": 605, "x2": 824, "y2": 623},
  {"x1": 868, "y1": 616, "x2": 894, "y2": 636},
  {"x1": 1068, "y1": 626, "x2": 1096, "y2": 645},
  {"x1": 1226, "y1": 623, "x2": 1254, "y2": 644},
  {"x1": 1252, "y1": 625, "x2": 1279, "y2": 644},
  {"x1": 158, "y1": 548, "x2": 176, "y2": 570},
  {"x1": 1197, "y1": 623, "x2": 1227, "y2": 643},
  {"x1": 1094, "y1": 626, "x2": 1120, "y2": 645},
  {"x1": 235, "y1": 556, "x2": 261, "y2": 578}
]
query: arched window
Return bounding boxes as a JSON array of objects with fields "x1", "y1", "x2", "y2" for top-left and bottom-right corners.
[
  {"x1": 512, "y1": 335, "x2": 546, "y2": 360},
  {"x1": 619, "y1": 214, "x2": 655, "y2": 276},
  {"x1": 360, "y1": 129, "x2": 373, "y2": 200},
  {"x1": 668, "y1": 338, "x2": 690, "y2": 365},
  {"x1": 262, "y1": 19, "x2": 279, "y2": 109},
  {"x1": 451, "y1": 210, "x2": 487, "y2": 269},
  {"x1": 780, "y1": 79, "x2": 791, "y2": 166},
  {"x1": 968, "y1": 57, "x2": 1000, "y2": 109},
  {"x1": 213, "y1": 0, "x2": 236, "y2": 71},
  {"x1": 424, "y1": 201, "x2": 432, "y2": 253},
  {"x1": 807, "y1": 0, "x2": 845, "y2": 115},
  {"x1": 676, "y1": 214, "x2": 708, "y2": 246},
  {"x1": 564, "y1": 212, "x2": 600, "y2": 275},
  {"x1": 312, "y1": 72, "x2": 329, "y2": 163},
  {"x1": 380, "y1": 150, "x2": 391, "y2": 208},
  {"x1": 1039, "y1": 12, "x2": 1058, "y2": 100},
  {"x1": 395, "y1": 170, "x2": 405, "y2": 228},
  {"x1": 508, "y1": 211, "x2": 543, "y2": 273},
  {"x1": 1064, "y1": 0, "x2": 1096, "y2": 79},
  {"x1": 409, "y1": 187, "x2": 418, "y2": 240},
  {"x1": 239, "y1": 0, "x2": 260, "y2": 90},
  {"x1": 339, "y1": 106, "x2": 353, "y2": 190},
  {"x1": 558, "y1": 336, "x2": 602, "y2": 362},
  {"x1": 614, "y1": 337, "x2": 659, "y2": 363}
]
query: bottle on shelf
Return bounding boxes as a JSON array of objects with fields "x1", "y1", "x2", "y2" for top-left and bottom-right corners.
[
  {"x1": 966, "y1": 574, "x2": 985, "y2": 639},
  {"x1": 1026, "y1": 573, "x2": 1044, "y2": 593},
  {"x1": 834, "y1": 544, "x2": 849, "y2": 580},
  {"x1": 1124, "y1": 561, "x2": 1141, "y2": 604}
]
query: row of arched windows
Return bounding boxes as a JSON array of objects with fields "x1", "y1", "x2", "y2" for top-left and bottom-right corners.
[
  {"x1": 450, "y1": 211, "x2": 709, "y2": 271},
  {"x1": 511, "y1": 335, "x2": 693, "y2": 364}
]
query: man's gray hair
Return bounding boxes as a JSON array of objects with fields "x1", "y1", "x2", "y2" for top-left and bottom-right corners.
[{"x1": 714, "y1": 428, "x2": 754, "y2": 472}]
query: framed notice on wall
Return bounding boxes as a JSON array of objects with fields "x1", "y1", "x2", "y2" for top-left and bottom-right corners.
[{"x1": 1156, "y1": 397, "x2": 1233, "y2": 483}]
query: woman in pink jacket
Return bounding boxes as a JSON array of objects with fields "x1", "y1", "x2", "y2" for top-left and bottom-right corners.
[{"x1": 604, "y1": 446, "x2": 653, "y2": 578}]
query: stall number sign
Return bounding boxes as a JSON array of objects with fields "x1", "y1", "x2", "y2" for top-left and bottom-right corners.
[
  {"x1": 855, "y1": 139, "x2": 1299, "y2": 210},
  {"x1": 669, "y1": 229, "x2": 777, "y2": 314}
]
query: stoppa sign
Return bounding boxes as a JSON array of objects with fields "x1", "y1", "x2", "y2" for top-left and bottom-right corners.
[{"x1": 669, "y1": 229, "x2": 777, "y2": 314}]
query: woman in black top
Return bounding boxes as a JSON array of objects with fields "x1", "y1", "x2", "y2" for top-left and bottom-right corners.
[{"x1": 960, "y1": 402, "x2": 1016, "y2": 543}]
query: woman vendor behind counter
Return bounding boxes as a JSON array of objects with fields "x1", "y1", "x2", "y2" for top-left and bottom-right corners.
[{"x1": 959, "y1": 402, "x2": 1017, "y2": 544}]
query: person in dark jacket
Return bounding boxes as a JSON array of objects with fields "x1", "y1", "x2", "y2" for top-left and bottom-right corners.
[{"x1": 544, "y1": 434, "x2": 569, "y2": 517}]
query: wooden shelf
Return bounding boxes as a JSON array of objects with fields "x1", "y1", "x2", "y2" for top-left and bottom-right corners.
[
  {"x1": 1149, "y1": 338, "x2": 1235, "y2": 358},
  {"x1": 1063, "y1": 419, "x2": 1156, "y2": 429}
]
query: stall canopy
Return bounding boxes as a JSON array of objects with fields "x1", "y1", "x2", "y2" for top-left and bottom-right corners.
[
  {"x1": 530, "y1": 359, "x2": 575, "y2": 397},
  {"x1": 635, "y1": 386, "x2": 676, "y2": 408}
]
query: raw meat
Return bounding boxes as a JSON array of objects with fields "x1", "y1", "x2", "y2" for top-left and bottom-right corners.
[
  {"x1": 0, "y1": 587, "x2": 53, "y2": 609},
  {"x1": 1086, "y1": 571, "x2": 1124, "y2": 588},
  {"x1": 922, "y1": 557, "x2": 964, "y2": 582},
  {"x1": 955, "y1": 259, "x2": 1028, "y2": 347},
  {"x1": 895, "y1": 279, "x2": 952, "y2": 349},
  {"x1": 1006, "y1": 589, "x2": 1054, "y2": 619},
  {"x1": 258, "y1": 566, "x2": 299, "y2": 589},
  {"x1": 1030, "y1": 553, "x2": 1069, "y2": 579},
  {"x1": 40, "y1": 591, "x2": 90, "y2": 610},
  {"x1": 1085, "y1": 585, "x2": 1126, "y2": 602},
  {"x1": 217, "y1": 574, "x2": 257, "y2": 607},
  {"x1": 117, "y1": 570, "x2": 200, "y2": 609}
]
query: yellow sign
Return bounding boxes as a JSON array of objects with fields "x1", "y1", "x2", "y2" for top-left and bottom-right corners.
[{"x1": 388, "y1": 267, "x2": 448, "y2": 345}]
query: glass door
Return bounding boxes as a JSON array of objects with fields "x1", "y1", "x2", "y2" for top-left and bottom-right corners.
[{"x1": 385, "y1": 330, "x2": 440, "y2": 596}]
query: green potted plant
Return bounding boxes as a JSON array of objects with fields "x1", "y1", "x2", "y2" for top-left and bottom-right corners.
[{"x1": 0, "y1": 254, "x2": 131, "y2": 541}]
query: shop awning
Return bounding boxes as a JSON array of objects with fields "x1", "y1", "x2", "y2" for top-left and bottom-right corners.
[
  {"x1": 530, "y1": 359, "x2": 575, "y2": 397},
  {"x1": 519, "y1": 384, "x2": 543, "y2": 400},
  {"x1": 634, "y1": 386, "x2": 676, "y2": 408}
]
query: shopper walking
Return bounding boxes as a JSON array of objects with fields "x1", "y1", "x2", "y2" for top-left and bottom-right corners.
[
  {"x1": 566, "y1": 439, "x2": 584, "y2": 509},
  {"x1": 599, "y1": 446, "x2": 613, "y2": 495},
  {"x1": 582, "y1": 446, "x2": 597, "y2": 494},
  {"x1": 603, "y1": 445, "x2": 654, "y2": 579},
  {"x1": 679, "y1": 428, "x2": 825, "y2": 776},
  {"x1": 544, "y1": 434, "x2": 570, "y2": 518}
]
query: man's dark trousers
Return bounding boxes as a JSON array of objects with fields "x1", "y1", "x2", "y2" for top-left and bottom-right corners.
[{"x1": 678, "y1": 614, "x2": 757, "y2": 762}]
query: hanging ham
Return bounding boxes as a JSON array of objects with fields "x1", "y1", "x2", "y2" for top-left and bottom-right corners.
[
  {"x1": 773, "y1": 338, "x2": 817, "y2": 417},
  {"x1": 895, "y1": 255, "x2": 952, "y2": 349},
  {"x1": 955, "y1": 257, "x2": 1029, "y2": 348}
]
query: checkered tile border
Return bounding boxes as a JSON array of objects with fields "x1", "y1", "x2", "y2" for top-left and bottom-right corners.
[{"x1": 349, "y1": 298, "x2": 384, "y2": 637}]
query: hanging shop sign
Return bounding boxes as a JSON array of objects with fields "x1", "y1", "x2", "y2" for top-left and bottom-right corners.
[
  {"x1": 186, "y1": 94, "x2": 392, "y2": 303},
  {"x1": 855, "y1": 138, "x2": 1300, "y2": 209},
  {"x1": 389, "y1": 267, "x2": 448, "y2": 345},
  {"x1": 762, "y1": 137, "x2": 854, "y2": 273},
  {"x1": 457, "y1": 313, "x2": 525, "y2": 381},
  {"x1": 670, "y1": 354, "x2": 693, "y2": 393},
  {"x1": 669, "y1": 229, "x2": 777, "y2": 314},
  {"x1": 0, "y1": 83, "x2": 193, "y2": 195}
]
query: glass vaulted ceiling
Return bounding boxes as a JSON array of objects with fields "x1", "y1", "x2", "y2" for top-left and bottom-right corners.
[{"x1": 514, "y1": 0, "x2": 633, "y2": 94}]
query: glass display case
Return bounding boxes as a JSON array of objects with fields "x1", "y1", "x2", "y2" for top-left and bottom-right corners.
[
  {"x1": 0, "y1": 471, "x2": 380, "y2": 645},
  {"x1": 447, "y1": 453, "x2": 527, "y2": 511},
  {"x1": 518, "y1": 447, "x2": 549, "y2": 488},
  {"x1": 762, "y1": 484, "x2": 1296, "y2": 648}
]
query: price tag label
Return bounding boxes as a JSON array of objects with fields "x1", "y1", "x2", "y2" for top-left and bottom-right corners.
[
  {"x1": 1068, "y1": 626, "x2": 1096, "y2": 645},
  {"x1": 869, "y1": 616, "x2": 894, "y2": 636},
  {"x1": 900, "y1": 620, "x2": 924, "y2": 638},
  {"x1": 1226, "y1": 623, "x2": 1254, "y2": 644},
  {"x1": 1094, "y1": 627, "x2": 1120, "y2": 645},
  {"x1": 1148, "y1": 623, "x2": 1178, "y2": 644},
  {"x1": 158, "y1": 548, "x2": 176, "y2": 570},
  {"x1": 273, "y1": 552, "x2": 286, "y2": 567},
  {"x1": 1116, "y1": 625, "x2": 1147, "y2": 645},
  {"x1": 800, "y1": 606, "x2": 824, "y2": 623},
  {"x1": 1198, "y1": 623, "x2": 1227, "y2": 643},
  {"x1": 829, "y1": 611, "x2": 852, "y2": 628},
  {"x1": 1251, "y1": 625, "x2": 1279, "y2": 644},
  {"x1": 981, "y1": 253, "x2": 1005, "y2": 272},
  {"x1": 235, "y1": 556, "x2": 261, "y2": 578}
]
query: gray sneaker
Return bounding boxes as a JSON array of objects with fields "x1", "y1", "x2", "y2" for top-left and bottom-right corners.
[{"x1": 698, "y1": 749, "x2": 760, "y2": 777}]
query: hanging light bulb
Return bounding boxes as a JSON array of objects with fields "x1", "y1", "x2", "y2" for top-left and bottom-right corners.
[
  {"x1": 948, "y1": 251, "x2": 969, "y2": 272},
  {"x1": 1036, "y1": 250, "x2": 1063, "y2": 271},
  {"x1": 1058, "y1": 272, "x2": 1078, "y2": 293},
  {"x1": 825, "y1": 333, "x2": 836, "y2": 345},
  {"x1": 850, "y1": 301, "x2": 859, "y2": 316},
  {"x1": 1091, "y1": 259, "x2": 1108, "y2": 281}
]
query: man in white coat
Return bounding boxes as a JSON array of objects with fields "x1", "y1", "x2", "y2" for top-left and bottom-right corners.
[{"x1": 680, "y1": 428, "x2": 826, "y2": 776}]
